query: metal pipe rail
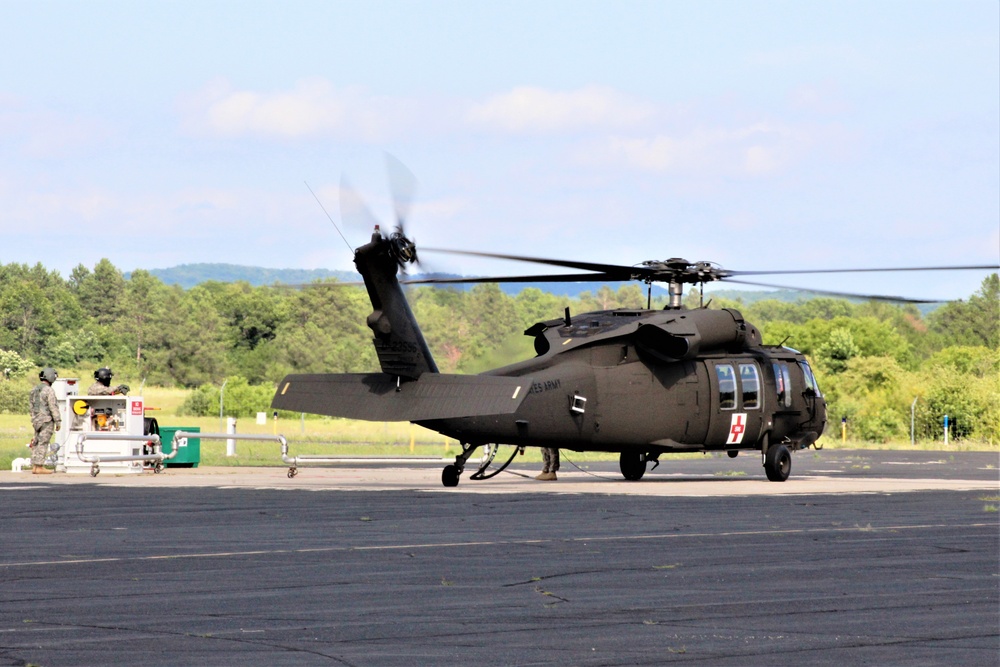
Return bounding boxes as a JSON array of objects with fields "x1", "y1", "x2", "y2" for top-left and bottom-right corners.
[
  {"x1": 167, "y1": 432, "x2": 368, "y2": 478},
  {"x1": 169, "y1": 431, "x2": 298, "y2": 476},
  {"x1": 171, "y1": 431, "x2": 287, "y2": 451},
  {"x1": 75, "y1": 432, "x2": 163, "y2": 476}
]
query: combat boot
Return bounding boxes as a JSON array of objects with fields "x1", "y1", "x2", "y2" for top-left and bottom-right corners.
[
  {"x1": 535, "y1": 471, "x2": 557, "y2": 481},
  {"x1": 32, "y1": 465, "x2": 53, "y2": 475}
]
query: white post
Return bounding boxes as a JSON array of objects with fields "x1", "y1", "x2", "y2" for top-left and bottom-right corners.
[
  {"x1": 944, "y1": 414, "x2": 949, "y2": 446},
  {"x1": 226, "y1": 417, "x2": 237, "y2": 457}
]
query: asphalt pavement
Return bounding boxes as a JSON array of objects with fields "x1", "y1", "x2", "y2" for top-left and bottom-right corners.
[{"x1": 1, "y1": 449, "x2": 997, "y2": 666}]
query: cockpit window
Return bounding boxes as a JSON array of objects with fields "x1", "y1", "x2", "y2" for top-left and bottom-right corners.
[
  {"x1": 739, "y1": 363, "x2": 760, "y2": 409},
  {"x1": 772, "y1": 362, "x2": 792, "y2": 408},
  {"x1": 799, "y1": 361, "x2": 821, "y2": 397},
  {"x1": 716, "y1": 364, "x2": 736, "y2": 410}
]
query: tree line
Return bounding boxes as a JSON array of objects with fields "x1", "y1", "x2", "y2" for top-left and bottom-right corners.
[{"x1": 1, "y1": 259, "x2": 996, "y2": 443}]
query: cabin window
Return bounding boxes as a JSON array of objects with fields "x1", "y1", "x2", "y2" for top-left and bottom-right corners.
[
  {"x1": 772, "y1": 362, "x2": 792, "y2": 408},
  {"x1": 715, "y1": 364, "x2": 736, "y2": 410},
  {"x1": 739, "y1": 363, "x2": 760, "y2": 409},
  {"x1": 800, "y1": 361, "x2": 821, "y2": 397}
]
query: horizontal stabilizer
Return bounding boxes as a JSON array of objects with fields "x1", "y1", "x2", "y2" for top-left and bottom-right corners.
[{"x1": 271, "y1": 373, "x2": 531, "y2": 422}]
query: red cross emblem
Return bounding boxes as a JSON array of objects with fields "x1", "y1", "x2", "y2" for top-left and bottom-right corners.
[{"x1": 727, "y1": 413, "x2": 747, "y2": 445}]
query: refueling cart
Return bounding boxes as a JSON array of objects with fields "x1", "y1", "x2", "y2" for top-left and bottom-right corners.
[{"x1": 51, "y1": 378, "x2": 160, "y2": 475}]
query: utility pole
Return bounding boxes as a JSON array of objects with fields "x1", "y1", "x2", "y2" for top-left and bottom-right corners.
[{"x1": 219, "y1": 379, "x2": 228, "y2": 433}]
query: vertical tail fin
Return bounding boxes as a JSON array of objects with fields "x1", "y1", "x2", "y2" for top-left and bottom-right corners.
[{"x1": 355, "y1": 229, "x2": 438, "y2": 379}]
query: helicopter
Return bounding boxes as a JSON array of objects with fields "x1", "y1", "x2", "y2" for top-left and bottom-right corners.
[{"x1": 272, "y1": 167, "x2": 999, "y2": 487}]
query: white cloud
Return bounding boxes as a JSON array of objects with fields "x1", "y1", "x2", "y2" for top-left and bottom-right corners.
[
  {"x1": 0, "y1": 98, "x2": 112, "y2": 159},
  {"x1": 466, "y1": 85, "x2": 654, "y2": 134},
  {"x1": 592, "y1": 122, "x2": 827, "y2": 176},
  {"x1": 789, "y1": 81, "x2": 852, "y2": 115},
  {"x1": 181, "y1": 78, "x2": 409, "y2": 141}
]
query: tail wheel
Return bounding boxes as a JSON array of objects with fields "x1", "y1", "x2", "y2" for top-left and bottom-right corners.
[
  {"x1": 442, "y1": 464, "x2": 461, "y2": 487},
  {"x1": 619, "y1": 451, "x2": 647, "y2": 481},
  {"x1": 764, "y1": 444, "x2": 791, "y2": 482}
]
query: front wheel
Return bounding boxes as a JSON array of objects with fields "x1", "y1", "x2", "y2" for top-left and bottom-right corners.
[{"x1": 764, "y1": 444, "x2": 791, "y2": 482}]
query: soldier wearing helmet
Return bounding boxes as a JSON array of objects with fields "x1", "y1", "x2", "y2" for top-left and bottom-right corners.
[
  {"x1": 28, "y1": 367, "x2": 60, "y2": 474},
  {"x1": 89, "y1": 367, "x2": 129, "y2": 396}
]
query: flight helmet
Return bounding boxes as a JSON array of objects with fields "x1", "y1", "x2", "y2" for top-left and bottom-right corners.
[{"x1": 95, "y1": 367, "x2": 113, "y2": 386}]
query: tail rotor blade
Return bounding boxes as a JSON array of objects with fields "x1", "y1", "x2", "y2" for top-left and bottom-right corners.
[
  {"x1": 385, "y1": 152, "x2": 417, "y2": 234},
  {"x1": 339, "y1": 175, "x2": 383, "y2": 237}
]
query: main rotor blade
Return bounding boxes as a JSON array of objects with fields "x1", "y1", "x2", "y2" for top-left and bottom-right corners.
[
  {"x1": 277, "y1": 272, "x2": 626, "y2": 289},
  {"x1": 421, "y1": 247, "x2": 643, "y2": 279},
  {"x1": 720, "y1": 278, "x2": 939, "y2": 303},
  {"x1": 401, "y1": 272, "x2": 626, "y2": 285},
  {"x1": 727, "y1": 264, "x2": 999, "y2": 277}
]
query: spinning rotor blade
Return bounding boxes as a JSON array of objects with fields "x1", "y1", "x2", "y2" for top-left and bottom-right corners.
[
  {"x1": 401, "y1": 272, "x2": 625, "y2": 286},
  {"x1": 339, "y1": 175, "x2": 383, "y2": 235},
  {"x1": 726, "y1": 264, "x2": 1000, "y2": 277},
  {"x1": 421, "y1": 248, "x2": 643, "y2": 280},
  {"x1": 721, "y1": 278, "x2": 939, "y2": 303},
  {"x1": 385, "y1": 152, "x2": 417, "y2": 234}
]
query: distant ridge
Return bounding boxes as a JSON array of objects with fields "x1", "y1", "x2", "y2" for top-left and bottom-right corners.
[
  {"x1": 138, "y1": 262, "x2": 912, "y2": 307},
  {"x1": 139, "y1": 263, "x2": 670, "y2": 297},
  {"x1": 137, "y1": 263, "x2": 361, "y2": 289}
]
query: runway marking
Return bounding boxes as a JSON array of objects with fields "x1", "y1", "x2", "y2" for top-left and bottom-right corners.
[{"x1": 1, "y1": 522, "x2": 992, "y2": 569}]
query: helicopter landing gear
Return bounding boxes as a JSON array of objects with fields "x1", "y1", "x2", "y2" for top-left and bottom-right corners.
[
  {"x1": 441, "y1": 442, "x2": 524, "y2": 486},
  {"x1": 442, "y1": 464, "x2": 460, "y2": 487},
  {"x1": 764, "y1": 444, "x2": 791, "y2": 482},
  {"x1": 442, "y1": 442, "x2": 522, "y2": 486},
  {"x1": 619, "y1": 451, "x2": 647, "y2": 481},
  {"x1": 441, "y1": 442, "x2": 479, "y2": 487}
]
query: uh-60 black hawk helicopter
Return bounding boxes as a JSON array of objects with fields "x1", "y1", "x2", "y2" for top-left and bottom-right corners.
[{"x1": 272, "y1": 169, "x2": 998, "y2": 487}]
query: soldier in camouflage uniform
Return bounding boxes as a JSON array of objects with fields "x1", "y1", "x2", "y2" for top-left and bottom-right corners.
[
  {"x1": 536, "y1": 447, "x2": 559, "y2": 481},
  {"x1": 70, "y1": 367, "x2": 130, "y2": 430},
  {"x1": 89, "y1": 367, "x2": 129, "y2": 396},
  {"x1": 29, "y1": 367, "x2": 61, "y2": 474}
]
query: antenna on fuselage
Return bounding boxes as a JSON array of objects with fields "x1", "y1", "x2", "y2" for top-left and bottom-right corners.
[{"x1": 305, "y1": 180, "x2": 355, "y2": 255}]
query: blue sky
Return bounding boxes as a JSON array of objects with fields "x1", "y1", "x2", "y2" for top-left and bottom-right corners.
[{"x1": 2, "y1": 0, "x2": 997, "y2": 301}]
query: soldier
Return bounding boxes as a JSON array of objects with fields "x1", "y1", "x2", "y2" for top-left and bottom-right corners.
[
  {"x1": 29, "y1": 367, "x2": 61, "y2": 474},
  {"x1": 536, "y1": 447, "x2": 559, "y2": 481},
  {"x1": 89, "y1": 367, "x2": 129, "y2": 396}
]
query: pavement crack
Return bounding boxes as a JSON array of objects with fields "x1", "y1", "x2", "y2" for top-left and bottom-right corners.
[{"x1": 23, "y1": 619, "x2": 359, "y2": 666}]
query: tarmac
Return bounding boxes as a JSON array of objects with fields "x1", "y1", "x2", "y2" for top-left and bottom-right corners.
[{"x1": 0, "y1": 449, "x2": 997, "y2": 666}]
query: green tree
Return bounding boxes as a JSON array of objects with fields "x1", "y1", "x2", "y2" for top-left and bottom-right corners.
[
  {"x1": 514, "y1": 288, "x2": 563, "y2": 328},
  {"x1": 140, "y1": 286, "x2": 227, "y2": 387},
  {"x1": 0, "y1": 280, "x2": 57, "y2": 356},
  {"x1": 115, "y1": 270, "x2": 164, "y2": 377},
  {"x1": 0, "y1": 348, "x2": 34, "y2": 379},
  {"x1": 816, "y1": 328, "x2": 861, "y2": 373},
  {"x1": 71, "y1": 259, "x2": 127, "y2": 326},
  {"x1": 929, "y1": 274, "x2": 999, "y2": 349}
]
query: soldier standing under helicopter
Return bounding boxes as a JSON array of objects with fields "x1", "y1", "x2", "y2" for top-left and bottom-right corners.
[
  {"x1": 29, "y1": 367, "x2": 61, "y2": 474},
  {"x1": 536, "y1": 447, "x2": 560, "y2": 481}
]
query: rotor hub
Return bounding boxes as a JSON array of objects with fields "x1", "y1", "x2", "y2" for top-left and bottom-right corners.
[
  {"x1": 638, "y1": 258, "x2": 726, "y2": 284},
  {"x1": 388, "y1": 230, "x2": 418, "y2": 266}
]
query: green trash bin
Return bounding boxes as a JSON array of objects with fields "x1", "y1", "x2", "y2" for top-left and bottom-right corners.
[{"x1": 158, "y1": 426, "x2": 200, "y2": 468}]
